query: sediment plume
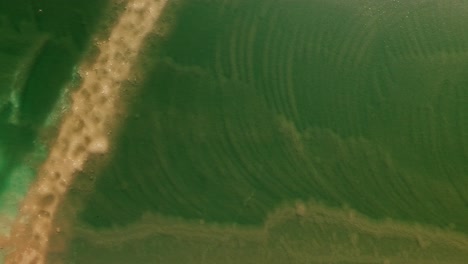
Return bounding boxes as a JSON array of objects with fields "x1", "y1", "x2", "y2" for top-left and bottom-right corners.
[{"x1": 4, "y1": 0, "x2": 168, "y2": 263}]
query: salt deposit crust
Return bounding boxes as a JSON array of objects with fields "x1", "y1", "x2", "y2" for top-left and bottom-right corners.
[{"x1": 4, "y1": 0, "x2": 168, "y2": 263}]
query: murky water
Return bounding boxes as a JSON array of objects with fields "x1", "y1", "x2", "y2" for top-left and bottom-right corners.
[{"x1": 1, "y1": 0, "x2": 468, "y2": 263}]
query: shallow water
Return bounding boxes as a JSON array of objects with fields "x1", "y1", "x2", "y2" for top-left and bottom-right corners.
[{"x1": 1, "y1": 0, "x2": 468, "y2": 263}]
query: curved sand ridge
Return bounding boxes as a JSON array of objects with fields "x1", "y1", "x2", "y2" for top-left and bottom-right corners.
[{"x1": 5, "y1": 0, "x2": 168, "y2": 263}]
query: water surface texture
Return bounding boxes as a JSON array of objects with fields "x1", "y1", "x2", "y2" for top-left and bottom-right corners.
[{"x1": 1, "y1": 0, "x2": 468, "y2": 263}]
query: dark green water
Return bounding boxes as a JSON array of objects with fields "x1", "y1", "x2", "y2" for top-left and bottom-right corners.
[
  {"x1": 0, "y1": 3, "x2": 115, "y2": 248},
  {"x1": 77, "y1": 0, "x2": 468, "y2": 229},
  {"x1": 2, "y1": 0, "x2": 468, "y2": 263}
]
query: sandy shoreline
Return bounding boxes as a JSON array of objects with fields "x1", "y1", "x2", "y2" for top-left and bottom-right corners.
[{"x1": 4, "y1": 0, "x2": 168, "y2": 263}]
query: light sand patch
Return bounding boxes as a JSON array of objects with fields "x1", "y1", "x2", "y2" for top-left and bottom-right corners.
[{"x1": 4, "y1": 0, "x2": 168, "y2": 263}]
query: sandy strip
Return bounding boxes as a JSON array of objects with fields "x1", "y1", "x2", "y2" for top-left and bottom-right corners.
[{"x1": 4, "y1": 0, "x2": 168, "y2": 263}]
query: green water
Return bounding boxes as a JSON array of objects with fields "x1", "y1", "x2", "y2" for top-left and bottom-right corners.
[
  {"x1": 2, "y1": 0, "x2": 468, "y2": 263},
  {"x1": 0, "y1": 0, "x2": 111, "y2": 253},
  {"x1": 78, "y1": 0, "x2": 468, "y2": 228}
]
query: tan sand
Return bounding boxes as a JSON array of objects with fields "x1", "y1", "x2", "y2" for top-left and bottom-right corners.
[{"x1": 4, "y1": 0, "x2": 168, "y2": 263}]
